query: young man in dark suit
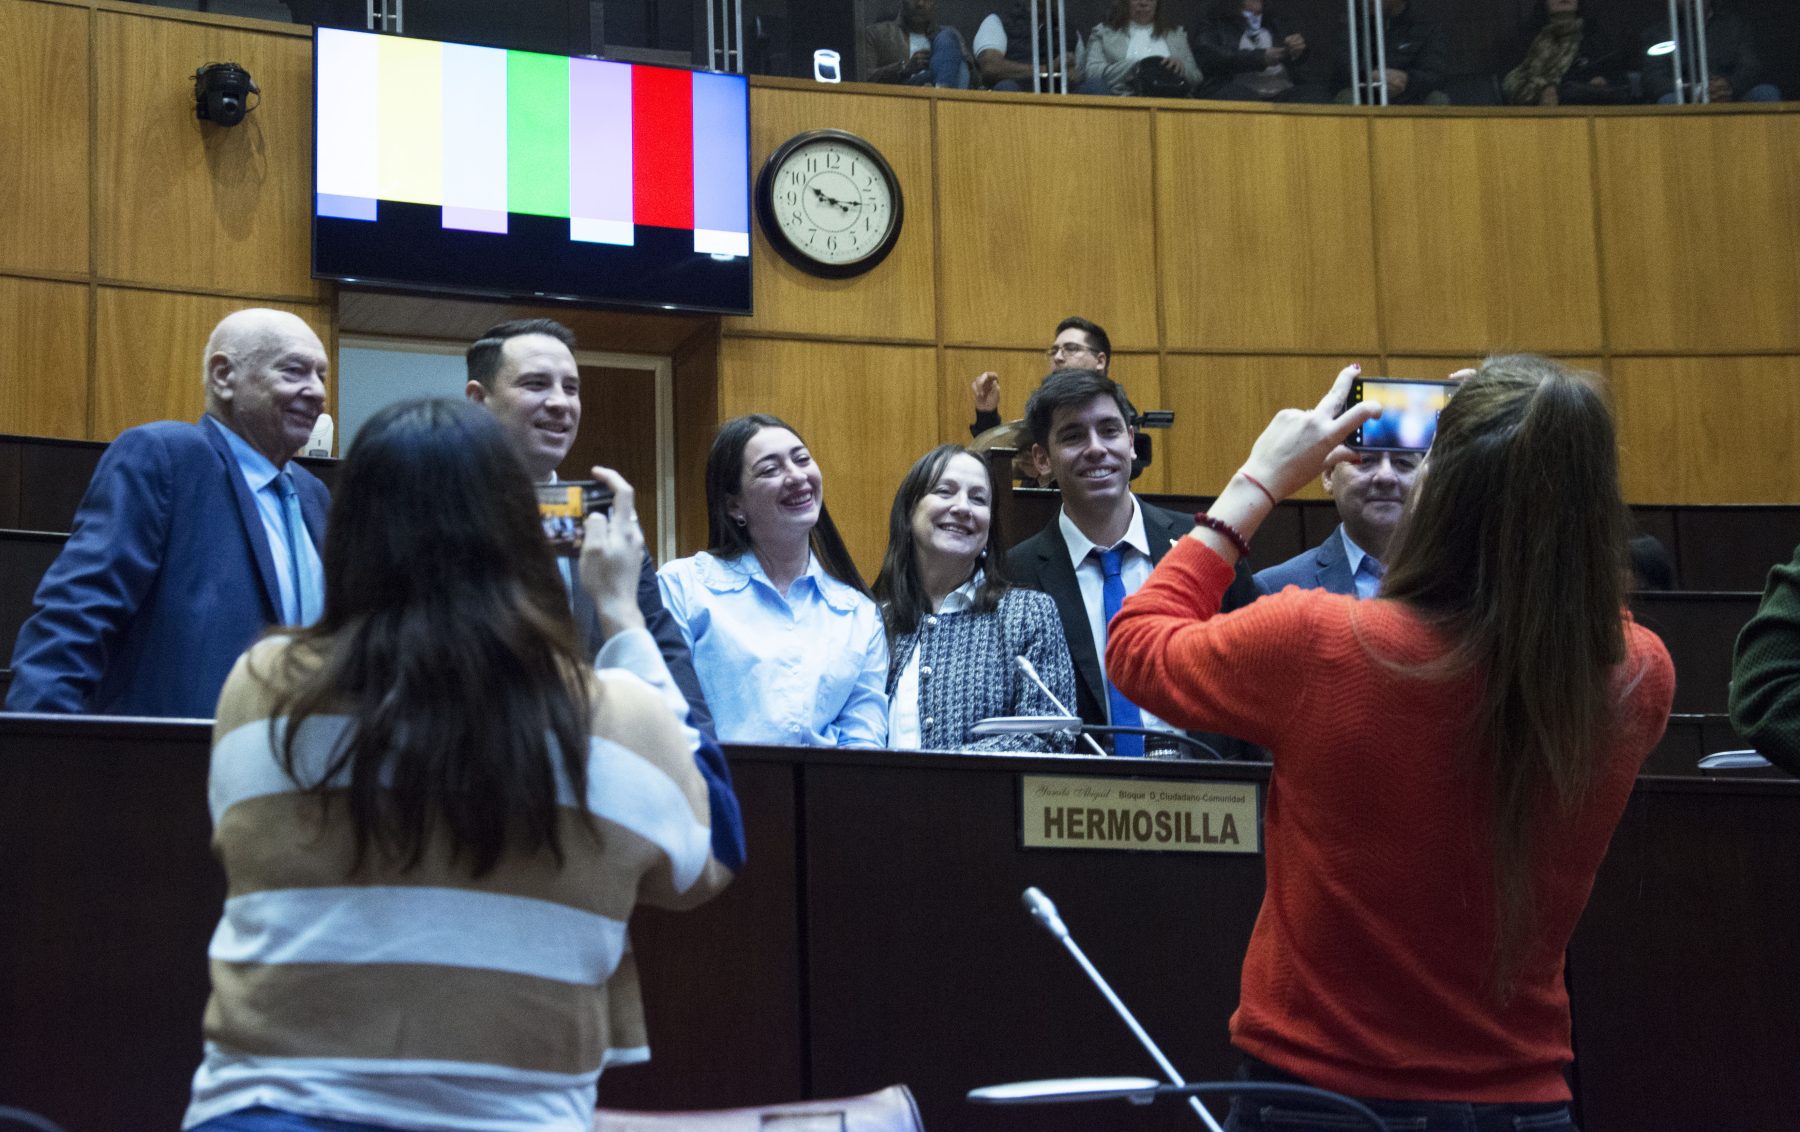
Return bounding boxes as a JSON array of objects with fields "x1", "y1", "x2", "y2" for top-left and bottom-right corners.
[
  {"x1": 465, "y1": 318, "x2": 715, "y2": 738},
  {"x1": 1006, "y1": 368, "x2": 1260, "y2": 757}
]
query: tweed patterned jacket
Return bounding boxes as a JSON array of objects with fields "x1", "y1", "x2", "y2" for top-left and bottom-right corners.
[{"x1": 885, "y1": 586, "x2": 1078, "y2": 753}]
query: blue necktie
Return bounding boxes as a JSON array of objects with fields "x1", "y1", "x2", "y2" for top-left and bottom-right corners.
[
  {"x1": 277, "y1": 471, "x2": 323, "y2": 625},
  {"x1": 1099, "y1": 547, "x2": 1144, "y2": 758},
  {"x1": 1357, "y1": 555, "x2": 1385, "y2": 601}
]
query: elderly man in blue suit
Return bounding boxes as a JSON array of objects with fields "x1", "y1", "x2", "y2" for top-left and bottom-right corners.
[
  {"x1": 1254, "y1": 450, "x2": 1419, "y2": 598},
  {"x1": 7, "y1": 309, "x2": 330, "y2": 717}
]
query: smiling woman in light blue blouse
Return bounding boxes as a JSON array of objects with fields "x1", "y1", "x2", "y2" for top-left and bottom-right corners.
[{"x1": 657, "y1": 414, "x2": 888, "y2": 748}]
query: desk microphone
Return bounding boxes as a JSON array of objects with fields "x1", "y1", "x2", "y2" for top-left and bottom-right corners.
[
  {"x1": 1015, "y1": 656, "x2": 1109, "y2": 758},
  {"x1": 1019, "y1": 887, "x2": 1226, "y2": 1132}
]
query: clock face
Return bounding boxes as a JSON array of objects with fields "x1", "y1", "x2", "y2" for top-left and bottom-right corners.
[{"x1": 757, "y1": 131, "x2": 904, "y2": 278}]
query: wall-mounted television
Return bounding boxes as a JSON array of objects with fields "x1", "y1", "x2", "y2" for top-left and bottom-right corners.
[{"x1": 313, "y1": 28, "x2": 751, "y2": 315}]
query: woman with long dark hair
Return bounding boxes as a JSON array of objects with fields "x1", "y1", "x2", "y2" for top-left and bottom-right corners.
[
  {"x1": 873, "y1": 444, "x2": 1077, "y2": 752},
  {"x1": 1108, "y1": 358, "x2": 1674, "y2": 1131},
  {"x1": 658, "y1": 414, "x2": 888, "y2": 747},
  {"x1": 183, "y1": 399, "x2": 735, "y2": 1132}
]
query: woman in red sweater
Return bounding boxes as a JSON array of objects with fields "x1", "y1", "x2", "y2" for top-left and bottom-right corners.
[{"x1": 1107, "y1": 356, "x2": 1673, "y2": 1132}]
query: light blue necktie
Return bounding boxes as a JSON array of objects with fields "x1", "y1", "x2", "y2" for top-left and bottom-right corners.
[
  {"x1": 1099, "y1": 547, "x2": 1144, "y2": 758},
  {"x1": 277, "y1": 471, "x2": 323, "y2": 625},
  {"x1": 1357, "y1": 555, "x2": 1386, "y2": 601}
]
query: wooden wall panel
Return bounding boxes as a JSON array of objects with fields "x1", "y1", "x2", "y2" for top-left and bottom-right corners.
[
  {"x1": 717, "y1": 338, "x2": 939, "y2": 572},
  {"x1": 1384, "y1": 355, "x2": 1605, "y2": 379},
  {"x1": 934, "y1": 100, "x2": 1158, "y2": 350},
  {"x1": 0, "y1": 0, "x2": 90, "y2": 276},
  {"x1": 94, "y1": 12, "x2": 321, "y2": 300},
  {"x1": 673, "y1": 324, "x2": 723, "y2": 556},
  {"x1": 339, "y1": 291, "x2": 704, "y2": 357},
  {"x1": 725, "y1": 88, "x2": 936, "y2": 343},
  {"x1": 934, "y1": 348, "x2": 1163, "y2": 446},
  {"x1": 1161, "y1": 355, "x2": 1367, "y2": 502},
  {"x1": 940, "y1": 347, "x2": 1040, "y2": 446},
  {"x1": 92, "y1": 288, "x2": 331, "y2": 441},
  {"x1": 1610, "y1": 356, "x2": 1800, "y2": 504},
  {"x1": 1595, "y1": 115, "x2": 1800, "y2": 354},
  {"x1": 1373, "y1": 117, "x2": 1603, "y2": 355},
  {"x1": 0, "y1": 277, "x2": 89, "y2": 438},
  {"x1": 1158, "y1": 112, "x2": 1379, "y2": 354}
]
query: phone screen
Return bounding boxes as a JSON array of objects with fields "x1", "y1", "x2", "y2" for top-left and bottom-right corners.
[
  {"x1": 1349, "y1": 378, "x2": 1457, "y2": 451},
  {"x1": 535, "y1": 481, "x2": 615, "y2": 557}
]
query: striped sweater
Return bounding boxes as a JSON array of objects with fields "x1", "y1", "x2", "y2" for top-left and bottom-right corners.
[{"x1": 184, "y1": 636, "x2": 733, "y2": 1131}]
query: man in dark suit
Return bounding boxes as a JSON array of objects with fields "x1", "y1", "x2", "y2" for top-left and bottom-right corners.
[
  {"x1": 7, "y1": 309, "x2": 330, "y2": 716},
  {"x1": 1254, "y1": 450, "x2": 1418, "y2": 598},
  {"x1": 464, "y1": 319, "x2": 715, "y2": 737},
  {"x1": 1007, "y1": 368, "x2": 1260, "y2": 757}
]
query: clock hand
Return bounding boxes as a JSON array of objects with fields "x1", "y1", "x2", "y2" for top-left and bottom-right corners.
[{"x1": 816, "y1": 190, "x2": 851, "y2": 213}]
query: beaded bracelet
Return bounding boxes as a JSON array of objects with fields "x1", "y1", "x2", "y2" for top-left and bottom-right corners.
[{"x1": 1192, "y1": 512, "x2": 1251, "y2": 558}]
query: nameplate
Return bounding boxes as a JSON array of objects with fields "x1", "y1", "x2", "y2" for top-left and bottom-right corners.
[{"x1": 1019, "y1": 775, "x2": 1260, "y2": 854}]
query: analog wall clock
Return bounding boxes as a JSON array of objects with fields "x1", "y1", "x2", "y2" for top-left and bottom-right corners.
[{"x1": 755, "y1": 129, "x2": 904, "y2": 279}]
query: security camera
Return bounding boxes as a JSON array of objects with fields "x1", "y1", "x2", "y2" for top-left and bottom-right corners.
[{"x1": 194, "y1": 63, "x2": 259, "y2": 127}]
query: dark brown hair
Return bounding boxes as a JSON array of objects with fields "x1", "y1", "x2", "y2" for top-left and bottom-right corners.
[
  {"x1": 704, "y1": 413, "x2": 870, "y2": 595},
  {"x1": 1024, "y1": 367, "x2": 1134, "y2": 450},
  {"x1": 1105, "y1": 0, "x2": 1177, "y2": 36},
  {"x1": 874, "y1": 445, "x2": 1012, "y2": 639},
  {"x1": 264, "y1": 398, "x2": 593, "y2": 878},
  {"x1": 1379, "y1": 355, "x2": 1629, "y2": 1000},
  {"x1": 465, "y1": 318, "x2": 577, "y2": 390}
]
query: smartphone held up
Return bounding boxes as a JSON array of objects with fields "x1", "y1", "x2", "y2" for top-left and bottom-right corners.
[
  {"x1": 535, "y1": 481, "x2": 614, "y2": 556},
  {"x1": 1347, "y1": 378, "x2": 1458, "y2": 452}
]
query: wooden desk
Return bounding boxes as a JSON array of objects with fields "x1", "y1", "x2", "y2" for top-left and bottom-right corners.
[{"x1": 1, "y1": 716, "x2": 1796, "y2": 1131}]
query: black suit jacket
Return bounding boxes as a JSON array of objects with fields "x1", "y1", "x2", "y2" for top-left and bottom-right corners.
[
  {"x1": 571, "y1": 551, "x2": 717, "y2": 740},
  {"x1": 1006, "y1": 500, "x2": 1261, "y2": 756}
]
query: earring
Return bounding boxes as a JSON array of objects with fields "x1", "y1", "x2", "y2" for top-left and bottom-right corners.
[{"x1": 734, "y1": 515, "x2": 747, "y2": 528}]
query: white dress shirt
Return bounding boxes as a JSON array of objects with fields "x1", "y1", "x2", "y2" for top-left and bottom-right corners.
[{"x1": 1056, "y1": 497, "x2": 1176, "y2": 734}]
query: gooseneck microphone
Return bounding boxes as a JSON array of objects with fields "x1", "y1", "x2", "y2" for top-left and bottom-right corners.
[
  {"x1": 1015, "y1": 656, "x2": 1109, "y2": 758},
  {"x1": 1019, "y1": 887, "x2": 1227, "y2": 1132}
]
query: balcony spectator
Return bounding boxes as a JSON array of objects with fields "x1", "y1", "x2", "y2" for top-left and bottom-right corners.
[
  {"x1": 1502, "y1": 0, "x2": 1629, "y2": 107},
  {"x1": 975, "y1": 0, "x2": 1109, "y2": 94},
  {"x1": 1194, "y1": 0, "x2": 1326, "y2": 103},
  {"x1": 1640, "y1": 1, "x2": 1781, "y2": 103},
  {"x1": 1334, "y1": 0, "x2": 1448, "y2": 106},
  {"x1": 1089, "y1": 0, "x2": 1203, "y2": 98},
  {"x1": 861, "y1": 0, "x2": 973, "y2": 89}
]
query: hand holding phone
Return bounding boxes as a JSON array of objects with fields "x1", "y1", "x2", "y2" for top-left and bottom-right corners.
[{"x1": 536, "y1": 480, "x2": 614, "y2": 557}]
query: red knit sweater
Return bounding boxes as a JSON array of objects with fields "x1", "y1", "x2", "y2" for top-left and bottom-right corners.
[{"x1": 1107, "y1": 537, "x2": 1674, "y2": 1102}]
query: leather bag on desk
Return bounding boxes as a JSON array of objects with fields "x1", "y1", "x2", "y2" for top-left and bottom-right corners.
[{"x1": 594, "y1": 1084, "x2": 924, "y2": 1132}]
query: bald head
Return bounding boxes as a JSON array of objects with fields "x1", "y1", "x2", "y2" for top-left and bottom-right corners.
[{"x1": 203, "y1": 308, "x2": 329, "y2": 467}]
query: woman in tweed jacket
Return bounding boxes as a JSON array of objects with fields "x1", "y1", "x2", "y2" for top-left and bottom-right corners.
[{"x1": 874, "y1": 444, "x2": 1078, "y2": 753}]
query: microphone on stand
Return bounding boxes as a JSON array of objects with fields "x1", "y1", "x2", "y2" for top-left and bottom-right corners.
[
  {"x1": 1013, "y1": 658, "x2": 1226, "y2": 760},
  {"x1": 1015, "y1": 656, "x2": 1109, "y2": 758},
  {"x1": 1019, "y1": 887, "x2": 1226, "y2": 1132}
]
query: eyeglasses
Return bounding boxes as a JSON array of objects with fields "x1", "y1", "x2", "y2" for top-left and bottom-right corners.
[{"x1": 1046, "y1": 342, "x2": 1096, "y2": 362}]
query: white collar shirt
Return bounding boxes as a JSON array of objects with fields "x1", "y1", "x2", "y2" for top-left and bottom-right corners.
[{"x1": 1057, "y1": 496, "x2": 1175, "y2": 733}]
